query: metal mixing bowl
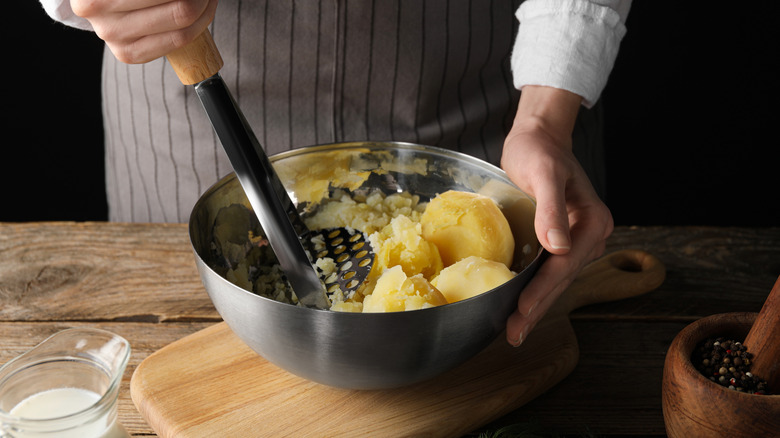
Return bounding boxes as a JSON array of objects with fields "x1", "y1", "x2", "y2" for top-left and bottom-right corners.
[{"x1": 188, "y1": 142, "x2": 544, "y2": 389}]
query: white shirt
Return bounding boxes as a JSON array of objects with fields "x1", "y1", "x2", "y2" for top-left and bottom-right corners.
[{"x1": 39, "y1": 0, "x2": 630, "y2": 108}]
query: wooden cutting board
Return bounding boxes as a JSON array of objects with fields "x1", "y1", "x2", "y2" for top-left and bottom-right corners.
[{"x1": 131, "y1": 249, "x2": 665, "y2": 437}]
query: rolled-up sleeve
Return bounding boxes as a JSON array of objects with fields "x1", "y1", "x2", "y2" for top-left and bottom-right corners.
[
  {"x1": 511, "y1": 0, "x2": 631, "y2": 108},
  {"x1": 39, "y1": 0, "x2": 93, "y2": 31}
]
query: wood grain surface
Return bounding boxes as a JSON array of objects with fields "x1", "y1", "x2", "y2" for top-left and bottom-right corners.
[
  {"x1": 1, "y1": 223, "x2": 779, "y2": 437},
  {"x1": 0, "y1": 222, "x2": 216, "y2": 322}
]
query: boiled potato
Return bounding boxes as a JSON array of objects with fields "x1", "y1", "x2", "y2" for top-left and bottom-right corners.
[
  {"x1": 431, "y1": 256, "x2": 515, "y2": 303},
  {"x1": 421, "y1": 190, "x2": 514, "y2": 268},
  {"x1": 363, "y1": 266, "x2": 448, "y2": 312}
]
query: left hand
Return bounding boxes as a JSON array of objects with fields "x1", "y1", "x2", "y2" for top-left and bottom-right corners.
[{"x1": 501, "y1": 86, "x2": 614, "y2": 346}]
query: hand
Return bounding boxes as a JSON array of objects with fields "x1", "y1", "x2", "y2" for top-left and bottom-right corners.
[
  {"x1": 71, "y1": 0, "x2": 219, "y2": 64},
  {"x1": 501, "y1": 86, "x2": 614, "y2": 347}
]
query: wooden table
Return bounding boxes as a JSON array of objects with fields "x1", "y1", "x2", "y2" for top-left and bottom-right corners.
[{"x1": 1, "y1": 222, "x2": 778, "y2": 437}]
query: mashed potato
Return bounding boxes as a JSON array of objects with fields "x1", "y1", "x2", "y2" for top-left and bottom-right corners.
[
  {"x1": 304, "y1": 190, "x2": 424, "y2": 235},
  {"x1": 217, "y1": 188, "x2": 518, "y2": 313},
  {"x1": 313, "y1": 190, "x2": 516, "y2": 312}
]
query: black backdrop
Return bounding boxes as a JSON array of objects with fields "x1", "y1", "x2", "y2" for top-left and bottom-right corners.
[{"x1": 4, "y1": 2, "x2": 778, "y2": 226}]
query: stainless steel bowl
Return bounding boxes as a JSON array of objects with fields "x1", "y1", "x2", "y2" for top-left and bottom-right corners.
[{"x1": 189, "y1": 142, "x2": 544, "y2": 389}]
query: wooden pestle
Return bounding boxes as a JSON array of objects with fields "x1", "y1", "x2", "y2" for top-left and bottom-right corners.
[{"x1": 743, "y1": 274, "x2": 780, "y2": 391}]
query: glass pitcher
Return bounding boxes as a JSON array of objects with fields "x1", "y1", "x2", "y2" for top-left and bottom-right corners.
[{"x1": 0, "y1": 328, "x2": 131, "y2": 438}]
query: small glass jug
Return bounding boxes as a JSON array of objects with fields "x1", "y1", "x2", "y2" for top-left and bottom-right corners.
[{"x1": 0, "y1": 328, "x2": 131, "y2": 438}]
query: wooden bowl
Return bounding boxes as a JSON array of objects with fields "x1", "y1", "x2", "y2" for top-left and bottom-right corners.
[{"x1": 662, "y1": 312, "x2": 780, "y2": 437}]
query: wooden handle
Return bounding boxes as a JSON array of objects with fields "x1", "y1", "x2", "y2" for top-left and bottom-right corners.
[
  {"x1": 743, "y1": 274, "x2": 780, "y2": 390},
  {"x1": 560, "y1": 249, "x2": 666, "y2": 313},
  {"x1": 166, "y1": 30, "x2": 224, "y2": 85}
]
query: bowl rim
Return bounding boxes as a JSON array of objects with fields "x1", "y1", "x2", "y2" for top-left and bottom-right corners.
[{"x1": 270, "y1": 141, "x2": 512, "y2": 181}]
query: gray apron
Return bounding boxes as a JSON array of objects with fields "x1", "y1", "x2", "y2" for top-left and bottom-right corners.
[{"x1": 101, "y1": 0, "x2": 603, "y2": 223}]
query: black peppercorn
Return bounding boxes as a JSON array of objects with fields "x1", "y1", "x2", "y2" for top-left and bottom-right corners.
[{"x1": 692, "y1": 336, "x2": 772, "y2": 395}]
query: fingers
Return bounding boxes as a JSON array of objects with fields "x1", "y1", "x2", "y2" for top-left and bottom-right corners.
[
  {"x1": 110, "y1": 0, "x2": 218, "y2": 64},
  {"x1": 72, "y1": 0, "x2": 218, "y2": 64},
  {"x1": 506, "y1": 202, "x2": 612, "y2": 347},
  {"x1": 506, "y1": 240, "x2": 578, "y2": 346},
  {"x1": 71, "y1": 0, "x2": 178, "y2": 16}
]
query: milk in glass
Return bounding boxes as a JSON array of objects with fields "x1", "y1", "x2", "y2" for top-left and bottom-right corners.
[{"x1": 0, "y1": 328, "x2": 131, "y2": 438}]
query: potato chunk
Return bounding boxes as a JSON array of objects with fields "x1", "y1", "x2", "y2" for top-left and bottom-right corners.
[
  {"x1": 431, "y1": 256, "x2": 515, "y2": 303},
  {"x1": 363, "y1": 266, "x2": 448, "y2": 312},
  {"x1": 368, "y1": 214, "x2": 443, "y2": 280}
]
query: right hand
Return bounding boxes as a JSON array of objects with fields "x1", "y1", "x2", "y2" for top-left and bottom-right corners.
[{"x1": 71, "y1": 0, "x2": 219, "y2": 64}]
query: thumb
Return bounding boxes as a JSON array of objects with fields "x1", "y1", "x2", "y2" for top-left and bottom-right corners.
[{"x1": 533, "y1": 179, "x2": 571, "y2": 255}]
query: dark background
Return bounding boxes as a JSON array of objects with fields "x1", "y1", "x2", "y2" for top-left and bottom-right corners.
[{"x1": 4, "y1": 2, "x2": 779, "y2": 226}]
